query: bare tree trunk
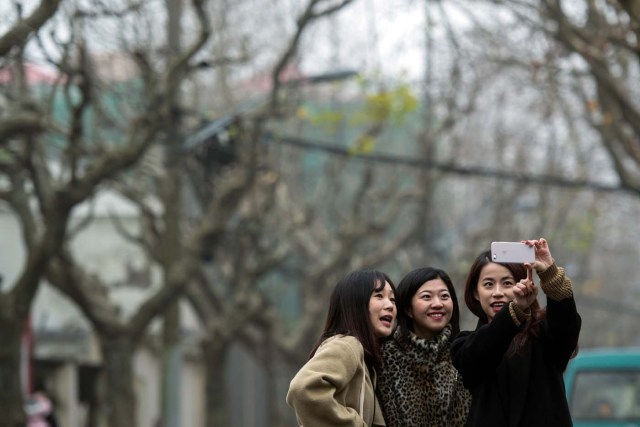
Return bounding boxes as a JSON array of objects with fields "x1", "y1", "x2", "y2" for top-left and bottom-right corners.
[
  {"x1": 202, "y1": 340, "x2": 229, "y2": 426},
  {"x1": 99, "y1": 336, "x2": 137, "y2": 427},
  {"x1": 161, "y1": 0, "x2": 184, "y2": 422},
  {"x1": 0, "y1": 316, "x2": 26, "y2": 427},
  {"x1": 264, "y1": 336, "x2": 286, "y2": 427},
  {"x1": 161, "y1": 302, "x2": 181, "y2": 427}
]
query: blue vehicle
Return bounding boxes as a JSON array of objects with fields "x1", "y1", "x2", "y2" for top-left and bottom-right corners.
[{"x1": 564, "y1": 347, "x2": 640, "y2": 427}]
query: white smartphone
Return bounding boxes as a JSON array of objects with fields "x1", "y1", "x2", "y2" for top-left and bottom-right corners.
[{"x1": 491, "y1": 242, "x2": 535, "y2": 264}]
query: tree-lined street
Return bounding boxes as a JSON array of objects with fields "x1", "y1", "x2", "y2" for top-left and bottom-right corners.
[{"x1": 1, "y1": 0, "x2": 640, "y2": 426}]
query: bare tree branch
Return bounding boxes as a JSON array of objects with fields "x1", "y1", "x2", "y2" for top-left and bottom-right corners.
[
  {"x1": 46, "y1": 249, "x2": 124, "y2": 337},
  {"x1": 0, "y1": 0, "x2": 62, "y2": 57},
  {"x1": 0, "y1": 112, "x2": 49, "y2": 141},
  {"x1": 269, "y1": 0, "x2": 355, "y2": 110}
]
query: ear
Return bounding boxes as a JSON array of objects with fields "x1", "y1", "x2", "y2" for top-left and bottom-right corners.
[{"x1": 473, "y1": 288, "x2": 479, "y2": 302}]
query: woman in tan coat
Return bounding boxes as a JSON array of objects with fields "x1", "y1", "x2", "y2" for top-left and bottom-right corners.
[{"x1": 286, "y1": 269, "x2": 397, "y2": 426}]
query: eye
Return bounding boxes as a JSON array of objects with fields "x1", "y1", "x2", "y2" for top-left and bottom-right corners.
[
  {"x1": 441, "y1": 293, "x2": 450, "y2": 300},
  {"x1": 503, "y1": 280, "x2": 515, "y2": 287},
  {"x1": 482, "y1": 282, "x2": 493, "y2": 288}
]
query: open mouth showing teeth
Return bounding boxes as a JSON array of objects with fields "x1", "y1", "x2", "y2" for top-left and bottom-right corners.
[
  {"x1": 428, "y1": 313, "x2": 445, "y2": 319},
  {"x1": 491, "y1": 302, "x2": 506, "y2": 308},
  {"x1": 380, "y1": 315, "x2": 393, "y2": 323}
]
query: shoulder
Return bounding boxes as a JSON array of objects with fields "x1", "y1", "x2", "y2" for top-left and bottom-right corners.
[
  {"x1": 318, "y1": 335, "x2": 364, "y2": 360},
  {"x1": 382, "y1": 332, "x2": 402, "y2": 351},
  {"x1": 451, "y1": 330, "x2": 472, "y2": 344},
  {"x1": 288, "y1": 335, "x2": 364, "y2": 394}
]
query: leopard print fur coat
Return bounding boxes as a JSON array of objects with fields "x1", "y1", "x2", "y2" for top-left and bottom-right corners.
[{"x1": 377, "y1": 325, "x2": 471, "y2": 427}]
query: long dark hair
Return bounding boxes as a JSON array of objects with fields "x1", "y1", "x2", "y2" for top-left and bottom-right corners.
[
  {"x1": 310, "y1": 269, "x2": 395, "y2": 370},
  {"x1": 395, "y1": 267, "x2": 461, "y2": 341},
  {"x1": 464, "y1": 250, "x2": 545, "y2": 355}
]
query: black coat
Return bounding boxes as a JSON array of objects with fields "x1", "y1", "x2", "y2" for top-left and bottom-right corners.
[{"x1": 451, "y1": 297, "x2": 581, "y2": 427}]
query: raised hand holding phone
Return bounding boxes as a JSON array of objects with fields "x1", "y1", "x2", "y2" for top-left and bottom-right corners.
[{"x1": 522, "y1": 238, "x2": 554, "y2": 273}]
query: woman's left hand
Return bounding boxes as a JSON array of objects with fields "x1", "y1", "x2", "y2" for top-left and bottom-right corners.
[{"x1": 523, "y1": 238, "x2": 554, "y2": 273}]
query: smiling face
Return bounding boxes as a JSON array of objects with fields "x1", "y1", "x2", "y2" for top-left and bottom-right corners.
[
  {"x1": 369, "y1": 281, "x2": 397, "y2": 338},
  {"x1": 474, "y1": 262, "x2": 517, "y2": 321},
  {"x1": 408, "y1": 278, "x2": 453, "y2": 339}
]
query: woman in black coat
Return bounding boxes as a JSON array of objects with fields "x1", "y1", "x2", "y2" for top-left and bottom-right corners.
[{"x1": 451, "y1": 238, "x2": 581, "y2": 427}]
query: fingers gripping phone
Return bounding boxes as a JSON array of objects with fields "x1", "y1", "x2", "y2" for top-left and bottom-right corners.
[{"x1": 491, "y1": 242, "x2": 535, "y2": 264}]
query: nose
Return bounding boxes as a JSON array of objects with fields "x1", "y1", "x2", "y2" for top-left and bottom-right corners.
[
  {"x1": 492, "y1": 285, "x2": 505, "y2": 297},
  {"x1": 431, "y1": 298, "x2": 444, "y2": 308},
  {"x1": 384, "y1": 297, "x2": 395, "y2": 311}
]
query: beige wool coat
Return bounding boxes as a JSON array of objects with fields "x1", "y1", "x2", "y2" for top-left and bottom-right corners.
[{"x1": 286, "y1": 335, "x2": 386, "y2": 426}]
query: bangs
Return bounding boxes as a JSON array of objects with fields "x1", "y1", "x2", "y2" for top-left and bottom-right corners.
[{"x1": 372, "y1": 271, "x2": 390, "y2": 292}]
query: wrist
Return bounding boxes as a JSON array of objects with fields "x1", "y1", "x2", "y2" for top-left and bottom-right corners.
[
  {"x1": 509, "y1": 301, "x2": 532, "y2": 327},
  {"x1": 536, "y1": 258, "x2": 555, "y2": 274}
]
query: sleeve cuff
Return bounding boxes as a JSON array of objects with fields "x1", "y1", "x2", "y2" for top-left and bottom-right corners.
[
  {"x1": 539, "y1": 264, "x2": 574, "y2": 301},
  {"x1": 509, "y1": 301, "x2": 531, "y2": 327}
]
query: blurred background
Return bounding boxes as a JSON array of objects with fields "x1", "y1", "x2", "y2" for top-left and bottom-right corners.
[{"x1": 1, "y1": 0, "x2": 639, "y2": 426}]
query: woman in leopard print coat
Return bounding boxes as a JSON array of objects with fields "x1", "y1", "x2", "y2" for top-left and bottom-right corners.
[{"x1": 377, "y1": 267, "x2": 470, "y2": 427}]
